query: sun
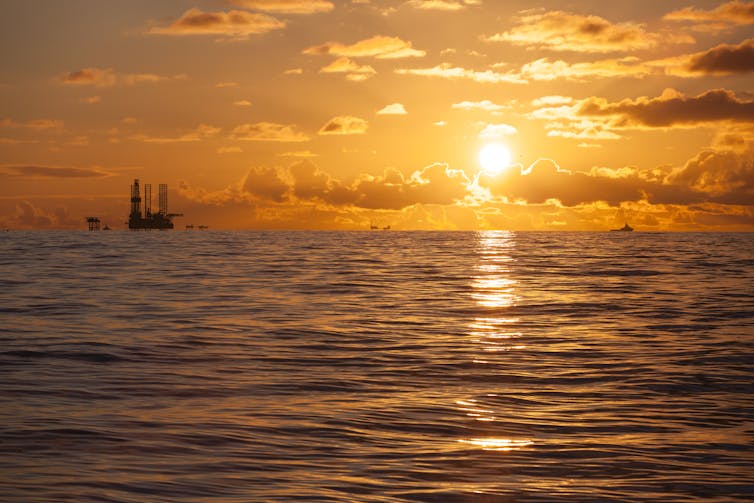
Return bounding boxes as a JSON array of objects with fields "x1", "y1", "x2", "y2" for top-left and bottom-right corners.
[{"x1": 479, "y1": 143, "x2": 512, "y2": 175}]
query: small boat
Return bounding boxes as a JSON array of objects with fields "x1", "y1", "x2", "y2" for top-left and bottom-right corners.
[{"x1": 610, "y1": 223, "x2": 634, "y2": 232}]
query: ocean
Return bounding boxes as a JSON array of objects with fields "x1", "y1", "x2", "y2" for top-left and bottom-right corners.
[{"x1": 1, "y1": 230, "x2": 753, "y2": 502}]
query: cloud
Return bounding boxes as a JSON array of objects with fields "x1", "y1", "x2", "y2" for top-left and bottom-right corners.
[
  {"x1": 687, "y1": 38, "x2": 754, "y2": 74},
  {"x1": 395, "y1": 63, "x2": 526, "y2": 84},
  {"x1": 668, "y1": 38, "x2": 754, "y2": 75},
  {"x1": 278, "y1": 150, "x2": 319, "y2": 158},
  {"x1": 476, "y1": 146, "x2": 754, "y2": 208},
  {"x1": 664, "y1": 1, "x2": 754, "y2": 26},
  {"x1": 668, "y1": 148, "x2": 754, "y2": 203},
  {"x1": 0, "y1": 165, "x2": 110, "y2": 178},
  {"x1": 132, "y1": 124, "x2": 221, "y2": 143},
  {"x1": 80, "y1": 95, "x2": 101, "y2": 104},
  {"x1": 234, "y1": 100, "x2": 253, "y2": 106},
  {"x1": 149, "y1": 8, "x2": 284, "y2": 38},
  {"x1": 518, "y1": 56, "x2": 653, "y2": 81},
  {"x1": 452, "y1": 100, "x2": 509, "y2": 112},
  {"x1": 478, "y1": 159, "x2": 651, "y2": 206},
  {"x1": 479, "y1": 123, "x2": 517, "y2": 139},
  {"x1": 180, "y1": 160, "x2": 472, "y2": 211},
  {"x1": 489, "y1": 41, "x2": 753, "y2": 82},
  {"x1": 531, "y1": 96, "x2": 573, "y2": 107},
  {"x1": 283, "y1": 161, "x2": 471, "y2": 209},
  {"x1": 0, "y1": 118, "x2": 64, "y2": 131},
  {"x1": 303, "y1": 35, "x2": 425, "y2": 59},
  {"x1": 284, "y1": 68, "x2": 304, "y2": 75},
  {"x1": 577, "y1": 88, "x2": 754, "y2": 127},
  {"x1": 319, "y1": 57, "x2": 376, "y2": 80},
  {"x1": 216, "y1": 81, "x2": 239, "y2": 88},
  {"x1": 377, "y1": 103, "x2": 408, "y2": 115},
  {"x1": 175, "y1": 152, "x2": 753, "y2": 230},
  {"x1": 487, "y1": 10, "x2": 690, "y2": 53},
  {"x1": 232, "y1": 122, "x2": 310, "y2": 142},
  {"x1": 122, "y1": 73, "x2": 182, "y2": 85},
  {"x1": 545, "y1": 120, "x2": 623, "y2": 140},
  {"x1": 349, "y1": 163, "x2": 471, "y2": 209},
  {"x1": 0, "y1": 201, "x2": 82, "y2": 229},
  {"x1": 58, "y1": 67, "x2": 181, "y2": 86},
  {"x1": 59, "y1": 67, "x2": 116, "y2": 87},
  {"x1": 527, "y1": 89, "x2": 754, "y2": 140},
  {"x1": 319, "y1": 116, "x2": 368, "y2": 135},
  {"x1": 527, "y1": 100, "x2": 625, "y2": 140},
  {"x1": 242, "y1": 166, "x2": 290, "y2": 202},
  {"x1": 230, "y1": 0, "x2": 334, "y2": 14},
  {"x1": 405, "y1": 0, "x2": 478, "y2": 10}
]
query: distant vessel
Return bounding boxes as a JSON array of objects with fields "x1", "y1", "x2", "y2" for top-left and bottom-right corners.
[
  {"x1": 128, "y1": 179, "x2": 183, "y2": 230},
  {"x1": 370, "y1": 222, "x2": 391, "y2": 230},
  {"x1": 610, "y1": 223, "x2": 634, "y2": 232}
]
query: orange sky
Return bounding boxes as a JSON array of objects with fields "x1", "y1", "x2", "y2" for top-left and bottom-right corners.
[{"x1": 1, "y1": 0, "x2": 753, "y2": 230}]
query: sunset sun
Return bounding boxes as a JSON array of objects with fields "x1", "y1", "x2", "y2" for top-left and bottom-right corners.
[
  {"x1": 2, "y1": 2, "x2": 753, "y2": 502},
  {"x1": 479, "y1": 143, "x2": 512, "y2": 175}
]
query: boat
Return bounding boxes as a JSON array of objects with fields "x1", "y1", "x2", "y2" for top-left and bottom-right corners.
[{"x1": 610, "y1": 223, "x2": 634, "y2": 232}]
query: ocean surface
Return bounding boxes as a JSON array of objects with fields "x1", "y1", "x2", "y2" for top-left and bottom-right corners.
[{"x1": 1, "y1": 230, "x2": 753, "y2": 502}]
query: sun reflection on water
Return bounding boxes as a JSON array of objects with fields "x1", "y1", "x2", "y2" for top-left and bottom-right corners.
[
  {"x1": 457, "y1": 231, "x2": 534, "y2": 451},
  {"x1": 458, "y1": 438, "x2": 535, "y2": 451}
]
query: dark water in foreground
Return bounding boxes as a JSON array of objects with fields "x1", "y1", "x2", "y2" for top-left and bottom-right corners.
[{"x1": 1, "y1": 231, "x2": 753, "y2": 502}]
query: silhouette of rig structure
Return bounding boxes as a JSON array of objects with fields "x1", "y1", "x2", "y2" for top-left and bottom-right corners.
[
  {"x1": 128, "y1": 178, "x2": 182, "y2": 230},
  {"x1": 86, "y1": 217, "x2": 101, "y2": 231}
]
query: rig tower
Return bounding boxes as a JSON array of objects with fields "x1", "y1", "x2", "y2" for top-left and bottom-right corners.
[
  {"x1": 86, "y1": 217, "x2": 101, "y2": 231},
  {"x1": 128, "y1": 178, "x2": 182, "y2": 230}
]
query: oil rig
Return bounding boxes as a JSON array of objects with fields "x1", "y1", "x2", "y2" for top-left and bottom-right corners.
[{"x1": 128, "y1": 178, "x2": 182, "y2": 230}]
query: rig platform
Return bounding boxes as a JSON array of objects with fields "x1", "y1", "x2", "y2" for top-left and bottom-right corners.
[{"x1": 128, "y1": 179, "x2": 183, "y2": 230}]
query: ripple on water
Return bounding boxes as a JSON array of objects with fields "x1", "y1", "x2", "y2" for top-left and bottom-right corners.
[{"x1": 0, "y1": 230, "x2": 753, "y2": 501}]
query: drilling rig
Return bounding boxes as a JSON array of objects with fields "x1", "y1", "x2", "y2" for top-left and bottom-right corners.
[{"x1": 128, "y1": 179, "x2": 183, "y2": 230}]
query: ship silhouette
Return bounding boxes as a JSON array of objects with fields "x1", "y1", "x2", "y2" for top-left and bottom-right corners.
[{"x1": 610, "y1": 223, "x2": 634, "y2": 232}]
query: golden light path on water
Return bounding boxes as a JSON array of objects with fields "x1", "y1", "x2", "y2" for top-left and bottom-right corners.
[{"x1": 458, "y1": 231, "x2": 533, "y2": 452}]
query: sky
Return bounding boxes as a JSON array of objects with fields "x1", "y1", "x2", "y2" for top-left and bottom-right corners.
[{"x1": 1, "y1": 0, "x2": 753, "y2": 230}]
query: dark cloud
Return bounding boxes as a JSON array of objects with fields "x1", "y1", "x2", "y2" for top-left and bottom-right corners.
[
  {"x1": 59, "y1": 68, "x2": 116, "y2": 86},
  {"x1": 242, "y1": 167, "x2": 290, "y2": 202},
  {"x1": 669, "y1": 149, "x2": 754, "y2": 204},
  {"x1": 150, "y1": 8, "x2": 284, "y2": 37},
  {"x1": 181, "y1": 161, "x2": 471, "y2": 211},
  {"x1": 577, "y1": 88, "x2": 754, "y2": 127},
  {"x1": 484, "y1": 10, "x2": 690, "y2": 53},
  {"x1": 318, "y1": 116, "x2": 368, "y2": 135},
  {"x1": 189, "y1": 148, "x2": 754, "y2": 213},
  {"x1": 328, "y1": 164, "x2": 470, "y2": 210},
  {"x1": 58, "y1": 67, "x2": 179, "y2": 86},
  {"x1": 664, "y1": 1, "x2": 754, "y2": 25},
  {"x1": 686, "y1": 38, "x2": 754, "y2": 74},
  {"x1": 285, "y1": 161, "x2": 471, "y2": 209},
  {"x1": 289, "y1": 161, "x2": 331, "y2": 200},
  {"x1": 480, "y1": 148, "x2": 754, "y2": 207},
  {"x1": 480, "y1": 159, "x2": 652, "y2": 206}
]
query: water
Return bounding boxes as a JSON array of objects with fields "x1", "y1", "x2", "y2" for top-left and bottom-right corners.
[{"x1": 1, "y1": 231, "x2": 753, "y2": 502}]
